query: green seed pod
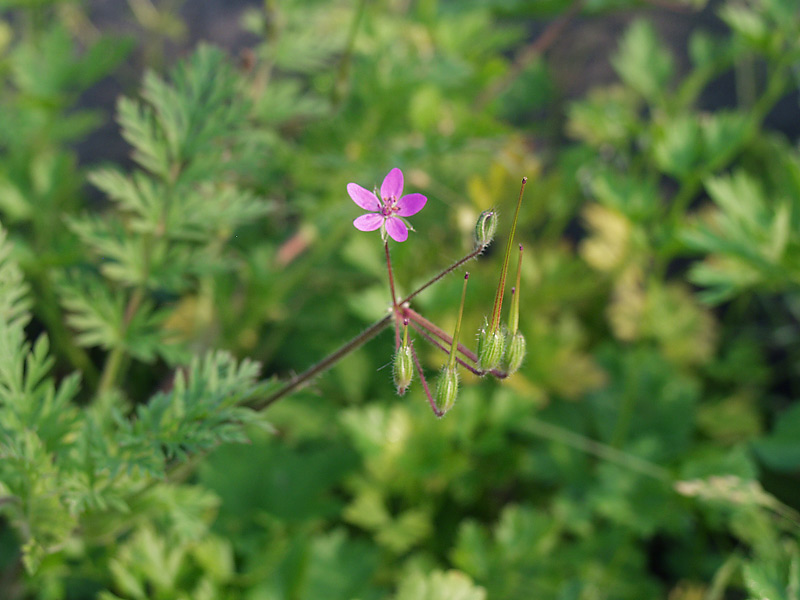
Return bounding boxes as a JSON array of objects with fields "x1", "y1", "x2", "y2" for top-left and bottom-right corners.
[
  {"x1": 393, "y1": 344, "x2": 414, "y2": 394},
  {"x1": 474, "y1": 209, "x2": 498, "y2": 249},
  {"x1": 504, "y1": 331, "x2": 526, "y2": 375},
  {"x1": 434, "y1": 366, "x2": 459, "y2": 417},
  {"x1": 478, "y1": 326, "x2": 505, "y2": 371}
]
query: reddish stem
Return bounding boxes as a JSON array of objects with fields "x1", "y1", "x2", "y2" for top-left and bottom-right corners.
[
  {"x1": 399, "y1": 245, "x2": 485, "y2": 305},
  {"x1": 403, "y1": 308, "x2": 478, "y2": 363},
  {"x1": 385, "y1": 241, "x2": 398, "y2": 307},
  {"x1": 410, "y1": 342, "x2": 441, "y2": 417},
  {"x1": 408, "y1": 321, "x2": 508, "y2": 380},
  {"x1": 408, "y1": 321, "x2": 481, "y2": 376}
]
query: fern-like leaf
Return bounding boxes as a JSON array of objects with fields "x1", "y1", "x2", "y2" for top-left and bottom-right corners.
[{"x1": 117, "y1": 351, "x2": 266, "y2": 477}]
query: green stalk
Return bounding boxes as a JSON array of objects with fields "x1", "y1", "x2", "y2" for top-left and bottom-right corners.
[
  {"x1": 509, "y1": 244, "x2": 523, "y2": 335},
  {"x1": 448, "y1": 273, "x2": 470, "y2": 370}
]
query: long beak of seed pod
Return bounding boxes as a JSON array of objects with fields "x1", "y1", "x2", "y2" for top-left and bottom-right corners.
[
  {"x1": 478, "y1": 177, "x2": 526, "y2": 370},
  {"x1": 504, "y1": 245, "x2": 526, "y2": 375}
]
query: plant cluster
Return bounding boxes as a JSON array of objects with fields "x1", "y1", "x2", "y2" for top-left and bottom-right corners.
[{"x1": 0, "y1": 0, "x2": 799, "y2": 598}]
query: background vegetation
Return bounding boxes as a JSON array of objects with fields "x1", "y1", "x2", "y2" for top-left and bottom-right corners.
[{"x1": 0, "y1": 0, "x2": 799, "y2": 598}]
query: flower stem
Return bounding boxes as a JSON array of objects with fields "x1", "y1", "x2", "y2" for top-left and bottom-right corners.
[
  {"x1": 385, "y1": 241, "x2": 398, "y2": 307},
  {"x1": 253, "y1": 313, "x2": 392, "y2": 410},
  {"x1": 410, "y1": 341, "x2": 440, "y2": 416},
  {"x1": 490, "y1": 177, "x2": 527, "y2": 333},
  {"x1": 401, "y1": 245, "x2": 486, "y2": 305}
]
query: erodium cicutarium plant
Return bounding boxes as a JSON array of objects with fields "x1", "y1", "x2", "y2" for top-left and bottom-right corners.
[{"x1": 259, "y1": 170, "x2": 528, "y2": 417}]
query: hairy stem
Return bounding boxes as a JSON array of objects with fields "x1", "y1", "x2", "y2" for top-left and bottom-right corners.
[
  {"x1": 410, "y1": 341, "x2": 439, "y2": 417},
  {"x1": 385, "y1": 241, "x2": 398, "y2": 307},
  {"x1": 253, "y1": 313, "x2": 392, "y2": 410},
  {"x1": 401, "y1": 244, "x2": 486, "y2": 305}
]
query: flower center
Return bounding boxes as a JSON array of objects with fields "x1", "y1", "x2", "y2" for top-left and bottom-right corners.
[{"x1": 380, "y1": 195, "x2": 399, "y2": 217}]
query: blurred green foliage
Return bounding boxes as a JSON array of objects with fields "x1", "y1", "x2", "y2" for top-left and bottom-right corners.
[{"x1": 0, "y1": 0, "x2": 799, "y2": 598}]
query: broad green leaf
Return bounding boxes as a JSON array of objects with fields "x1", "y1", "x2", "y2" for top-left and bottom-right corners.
[
  {"x1": 653, "y1": 113, "x2": 702, "y2": 178},
  {"x1": 612, "y1": 20, "x2": 674, "y2": 103},
  {"x1": 752, "y1": 403, "x2": 800, "y2": 472},
  {"x1": 395, "y1": 569, "x2": 486, "y2": 600}
]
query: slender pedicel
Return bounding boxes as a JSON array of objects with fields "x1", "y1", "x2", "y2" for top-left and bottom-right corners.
[
  {"x1": 410, "y1": 341, "x2": 437, "y2": 416},
  {"x1": 385, "y1": 241, "x2": 398, "y2": 307},
  {"x1": 254, "y1": 313, "x2": 392, "y2": 410},
  {"x1": 401, "y1": 245, "x2": 484, "y2": 305}
]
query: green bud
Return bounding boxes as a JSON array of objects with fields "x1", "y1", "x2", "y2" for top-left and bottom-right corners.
[
  {"x1": 393, "y1": 345, "x2": 413, "y2": 394},
  {"x1": 478, "y1": 326, "x2": 505, "y2": 371},
  {"x1": 474, "y1": 209, "x2": 498, "y2": 248},
  {"x1": 434, "y1": 366, "x2": 459, "y2": 417},
  {"x1": 504, "y1": 331, "x2": 526, "y2": 375}
]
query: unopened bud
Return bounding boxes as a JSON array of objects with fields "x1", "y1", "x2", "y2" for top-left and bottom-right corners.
[
  {"x1": 478, "y1": 325, "x2": 505, "y2": 371},
  {"x1": 474, "y1": 209, "x2": 498, "y2": 248},
  {"x1": 504, "y1": 331, "x2": 526, "y2": 375},
  {"x1": 434, "y1": 366, "x2": 459, "y2": 416}
]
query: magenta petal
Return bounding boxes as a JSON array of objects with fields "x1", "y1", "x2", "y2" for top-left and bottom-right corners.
[
  {"x1": 396, "y1": 193, "x2": 427, "y2": 217},
  {"x1": 347, "y1": 183, "x2": 380, "y2": 211},
  {"x1": 381, "y1": 168, "x2": 404, "y2": 200},
  {"x1": 385, "y1": 217, "x2": 409, "y2": 242},
  {"x1": 353, "y1": 213, "x2": 383, "y2": 231}
]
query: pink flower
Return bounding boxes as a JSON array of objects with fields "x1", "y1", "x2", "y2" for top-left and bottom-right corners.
[{"x1": 348, "y1": 168, "x2": 427, "y2": 242}]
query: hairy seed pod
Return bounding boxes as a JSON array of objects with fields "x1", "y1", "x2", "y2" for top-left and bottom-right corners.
[
  {"x1": 393, "y1": 344, "x2": 414, "y2": 394},
  {"x1": 434, "y1": 366, "x2": 459, "y2": 417},
  {"x1": 478, "y1": 326, "x2": 505, "y2": 371},
  {"x1": 474, "y1": 209, "x2": 498, "y2": 249},
  {"x1": 504, "y1": 331, "x2": 526, "y2": 375}
]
